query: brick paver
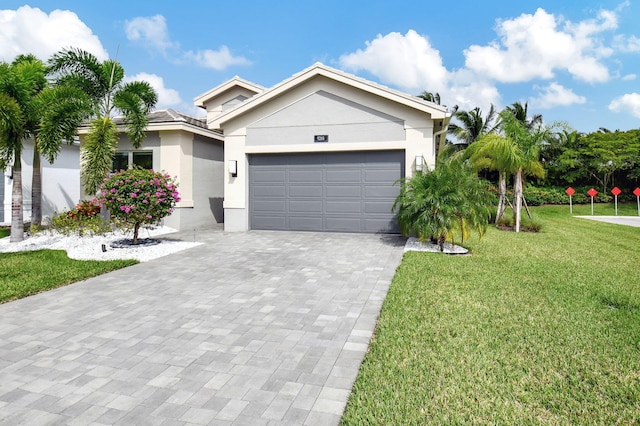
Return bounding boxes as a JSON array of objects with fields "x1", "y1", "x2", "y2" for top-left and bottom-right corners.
[{"x1": 0, "y1": 230, "x2": 404, "y2": 425}]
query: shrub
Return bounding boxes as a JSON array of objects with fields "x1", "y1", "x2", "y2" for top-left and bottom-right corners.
[
  {"x1": 50, "y1": 199, "x2": 110, "y2": 236},
  {"x1": 98, "y1": 168, "x2": 180, "y2": 244}
]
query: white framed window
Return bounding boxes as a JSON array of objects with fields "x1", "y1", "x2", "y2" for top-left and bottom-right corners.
[{"x1": 112, "y1": 151, "x2": 153, "y2": 172}]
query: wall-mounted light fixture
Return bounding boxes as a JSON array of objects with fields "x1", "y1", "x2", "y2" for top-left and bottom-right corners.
[
  {"x1": 228, "y1": 160, "x2": 238, "y2": 177},
  {"x1": 415, "y1": 155, "x2": 424, "y2": 172}
]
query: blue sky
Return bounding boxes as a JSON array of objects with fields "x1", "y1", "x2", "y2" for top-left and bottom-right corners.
[{"x1": 1, "y1": 1, "x2": 639, "y2": 133}]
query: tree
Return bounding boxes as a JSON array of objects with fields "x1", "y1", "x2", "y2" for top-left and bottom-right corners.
[
  {"x1": 31, "y1": 81, "x2": 92, "y2": 227},
  {"x1": 48, "y1": 48, "x2": 158, "y2": 195},
  {"x1": 466, "y1": 133, "x2": 520, "y2": 224},
  {"x1": 99, "y1": 168, "x2": 180, "y2": 244},
  {"x1": 448, "y1": 105, "x2": 498, "y2": 148},
  {"x1": 0, "y1": 55, "x2": 47, "y2": 242},
  {"x1": 499, "y1": 110, "x2": 548, "y2": 232},
  {"x1": 418, "y1": 91, "x2": 441, "y2": 105},
  {"x1": 504, "y1": 101, "x2": 542, "y2": 130},
  {"x1": 393, "y1": 154, "x2": 493, "y2": 251}
]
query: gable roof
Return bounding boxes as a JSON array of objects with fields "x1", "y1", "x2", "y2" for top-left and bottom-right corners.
[
  {"x1": 193, "y1": 77, "x2": 265, "y2": 109},
  {"x1": 209, "y1": 63, "x2": 451, "y2": 129}
]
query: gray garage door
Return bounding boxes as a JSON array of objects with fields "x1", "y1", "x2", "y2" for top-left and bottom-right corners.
[{"x1": 249, "y1": 150, "x2": 404, "y2": 233}]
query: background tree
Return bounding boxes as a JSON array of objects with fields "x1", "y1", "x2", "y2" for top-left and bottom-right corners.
[
  {"x1": 500, "y1": 110, "x2": 548, "y2": 232},
  {"x1": 448, "y1": 105, "x2": 498, "y2": 149},
  {"x1": 504, "y1": 101, "x2": 542, "y2": 130},
  {"x1": 48, "y1": 48, "x2": 158, "y2": 195}
]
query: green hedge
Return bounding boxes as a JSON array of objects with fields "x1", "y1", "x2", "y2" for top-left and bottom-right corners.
[{"x1": 523, "y1": 186, "x2": 613, "y2": 206}]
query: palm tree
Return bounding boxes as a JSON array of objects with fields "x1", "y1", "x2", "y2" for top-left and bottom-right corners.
[
  {"x1": 504, "y1": 101, "x2": 542, "y2": 130},
  {"x1": 31, "y1": 81, "x2": 92, "y2": 227},
  {"x1": 393, "y1": 154, "x2": 493, "y2": 251},
  {"x1": 499, "y1": 110, "x2": 548, "y2": 232},
  {"x1": 48, "y1": 48, "x2": 158, "y2": 194},
  {"x1": 0, "y1": 55, "x2": 47, "y2": 242},
  {"x1": 418, "y1": 91, "x2": 441, "y2": 105},
  {"x1": 448, "y1": 105, "x2": 498, "y2": 148},
  {"x1": 466, "y1": 133, "x2": 519, "y2": 224}
]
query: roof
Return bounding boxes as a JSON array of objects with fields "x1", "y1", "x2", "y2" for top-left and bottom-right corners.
[
  {"x1": 78, "y1": 109, "x2": 223, "y2": 140},
  {"x1": 193, "y1": 77, "x2": 265, "y2": 108},
  {"x1": 210, "y1": 62, "x2": 451, "y2": 129}
]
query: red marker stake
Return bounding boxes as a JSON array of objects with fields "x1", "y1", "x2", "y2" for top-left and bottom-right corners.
[
  {"x1": 611, "y1": 187, "x2": 621, "y2": 216},
  {"x1": 565, "y1": 187, "x2": 575, "y2": 215},
  {"x1": 634, "y1": 188, "x2": 640, "y2": 216},
  {"x1": 587, "y1": 188, "x2": 598, "y2": 215}
]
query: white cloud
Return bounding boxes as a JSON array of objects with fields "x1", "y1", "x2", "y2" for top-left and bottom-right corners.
[
  {"x1": 339, "y1": 30, "x2": 449, "y2": 93},
  {"x1": 0, "y1": 5, "x2": 108, "y2": 62},
  {"x1": 125, "y1": 72, "x2": 182, "y2": 109},
  {"x1": 184, "y1": 46, "x2": 251, "y2": 70},
  {"x1": 530, "y1": 82, "x2": 586, "y2": 109},
  {"x1": 609, "y1": 93, "x2": 640, "y2": 118},
  {"x1": 613, "y1": 34, "x2": 640, "y2": 52},
  {"x1": 622, "y1": 73, "x2": 637, "y2": 81},
  {"x1": 464, "y1": 8, "x2": 615, "y2": 83},
  {"x1": 125, "y1": 15, "x2": 176, "y2": 53}
]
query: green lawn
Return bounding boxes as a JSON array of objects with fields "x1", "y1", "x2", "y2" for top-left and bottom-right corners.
[
  {"x1": 0, "y1": 228, "x2": 8, "y2": 238},
  {"x1": 342, "y1": 204, "x2": 640, "y2": 425},
  {"x1": 0, "y1": 250, "x2": 137, "y2": 303}
]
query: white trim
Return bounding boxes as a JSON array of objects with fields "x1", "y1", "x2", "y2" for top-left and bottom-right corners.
[{"x1": 193, "y1": 77, "x2": 265, "y2": 108}]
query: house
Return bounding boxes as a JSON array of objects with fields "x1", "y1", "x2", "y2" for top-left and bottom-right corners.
[
  {"x1": 196, "y1": 63, "x2": 450, "y2": 233},
  {"x1": 3, "y1": 63, "x2": 450, "y2": 234}
]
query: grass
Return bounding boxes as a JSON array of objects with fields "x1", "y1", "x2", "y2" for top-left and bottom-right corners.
[
  {"x1": 0, "y1": 228, "x2": 8, "y2": 238},
  {"x1": 342, "y1": 203, "x2": 640, "y2": 425},
  {"x1": 0, "y1": 250, "x2": 137, "y2": 303}
]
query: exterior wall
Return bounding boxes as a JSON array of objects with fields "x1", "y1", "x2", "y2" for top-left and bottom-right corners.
[
  {"x1": 2, "y1": 140, "x2": 81, "y2": 224},
  {"x1": 172, "y1": 134, "x2": 224, "y2": 230},
  {"x1": 204, "y1": 87, "x2": 260, "y2": 127},
  {"x1": 1, "y1": 169, "x2": 6, "y2": 223},
  {"x1": 246, "y1": 91, "x2": 405, "y2": 145},
  {"x1": 221, "y1": 75, "x2": 436, "y2": 232}
]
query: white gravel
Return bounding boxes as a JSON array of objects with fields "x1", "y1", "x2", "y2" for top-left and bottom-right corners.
[
  {"x1": 0, "y1": 226, "x2": 202, "y2": 262},
  {"x1": 404, "y1": 237, "x2": 469, "y2": 255}
]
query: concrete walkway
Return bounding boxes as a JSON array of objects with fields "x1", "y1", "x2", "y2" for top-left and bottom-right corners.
[
  {"x1": 0, "y1": 230, "x2": 405, "y2": 425},
  {"x1": 576, "y1": 215, "x2": 640, "y2": 227}
]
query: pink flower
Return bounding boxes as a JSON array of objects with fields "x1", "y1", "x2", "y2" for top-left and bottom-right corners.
[
  {"x1": 120, "y1": 205, "x2": 126, "y2": 211},
  {"x1": 130, "y1": 192, "x2": 137, "y2": 198}
]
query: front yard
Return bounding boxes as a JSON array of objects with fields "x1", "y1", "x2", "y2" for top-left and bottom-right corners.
[{"x1": 342, "y1": 204, "x2": 640, "y2": 424}]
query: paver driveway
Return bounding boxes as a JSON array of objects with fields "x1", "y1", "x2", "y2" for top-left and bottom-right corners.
[{"x1": 0, "y1": 230, "x2": 404, "y2": 425}]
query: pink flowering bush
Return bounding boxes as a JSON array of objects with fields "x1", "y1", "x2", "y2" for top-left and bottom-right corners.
[{"x1": 98, "y1": 168, "x2": 180, "y2": 244}]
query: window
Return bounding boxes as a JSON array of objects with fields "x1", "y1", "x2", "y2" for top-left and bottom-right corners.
[{"x1": 112, "y1": 151, "x2": 153, "y2": 172}]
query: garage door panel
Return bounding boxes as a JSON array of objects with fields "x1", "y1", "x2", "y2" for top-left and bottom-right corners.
[
  {"x1": 326, "y1": 217, "x2": 363, "y2": 232},
  {"x1": 326, "y1": 169, "x2": 361, "y2": 182},
  {"x1": 253, "y1": 200, "x2": 287, "y2": 211},
  {"x1": 365, "y1": 185, "x2": 401, "y2": 198},
  {"x1": 289, "y1": 185, "x2": 323, "y2": 197},
  {"x1": 326, "y1": 185, "x2": 361, "y2": 197},
  {"x1": 289, "y1": 216, "x2": 324, "y2": 230},
  {"x1": 253, "y1": 170, "x2": 286, "y2": 183},
  {"x1": 289, "y1": 200, "x2": 323, "y2": 212},
  {"x1": 325, "y1": 200, "x2": 362, "y2": 213},
  {"x1": 253, "y1": 185, "x2": 286, "y2": 197},
  {"x1": 250, "y1": 151, "x2": 403, "y2": 233},
  {"x1": 364, "y1": 169, "x2": 402, "y2": 182},
  {"x1": 289, "y1": 170, "x2": 323, "y2": 183},
  {"x1": 252, "y1": 215, "x2": 287, "y2": 229}
]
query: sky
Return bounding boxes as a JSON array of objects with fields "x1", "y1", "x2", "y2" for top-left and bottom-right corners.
[{"x1": 1, "y1": 1, "x2": 639, "y2": 133}]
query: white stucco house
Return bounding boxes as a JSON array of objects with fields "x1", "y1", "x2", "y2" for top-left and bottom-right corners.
[{"x1": 2, "y1": 63, "x2": 450, "y2": 234}]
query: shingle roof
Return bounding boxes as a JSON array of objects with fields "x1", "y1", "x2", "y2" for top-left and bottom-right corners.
[{"x1": 113, "y1": 109, "x2": 209, "y2": 130}]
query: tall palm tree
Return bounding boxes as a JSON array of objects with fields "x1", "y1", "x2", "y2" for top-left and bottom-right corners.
[
  {"x1": 499, "y1": 110, "x2": 548, "y2": 232},
  {"x1": 448, "y1": 105, "x2": 498, "y2": 148},
  {"x1": 418, "y1": 91, "x2": 441, "y2": 105},
  {"x1": 31, "y1": 81, "x2": 92, "y2": 227},
  {"x1": 48, "y1": 48, "x2": 158, "y2": 194},
  {"x1": 0, "y1": 55, "x2": 47, "y2": 242},
  {"x1": 504, "y1": 101, "x2": 542, "y2": 130}
]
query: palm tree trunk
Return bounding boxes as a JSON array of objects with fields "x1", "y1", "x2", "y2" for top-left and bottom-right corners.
[
  {"x1": 31, "y1": 144, "x2": 42, "y2": 227},
  {"x1": 10, "y1": 156, "x2": 24, "y2": 243},
  {"x1": 133, "y1": 221, "x2": 140, "y2": 245},
  {"x1": 496, "y1": 171, "x2": 507, "y2": 224},
  {"x1": 514, "y1": 169, "x2": 523, "y2": 233}
]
